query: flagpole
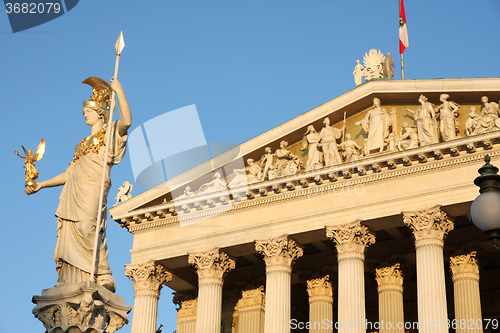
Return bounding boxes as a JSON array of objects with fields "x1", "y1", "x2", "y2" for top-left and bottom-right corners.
[
  {"x1": 90, "y1": 31, "x2": 125, "y2": 283},
  {"x1": 399, "y1": 0, "x2": 404, "y2": 80},
  {"x1": 399, "y1": 0, "x2": 408, "y2": 80},
  {"x1": 401, "y1": 53, "x2": 405, "y2": 80}
]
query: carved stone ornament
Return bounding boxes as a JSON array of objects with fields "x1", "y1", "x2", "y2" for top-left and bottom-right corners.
[
  {"x1": 188, "y1": 248, "x2": 236, "y2": 281},
  {"x1": 353, "y1": 49, "x2": 394, "y2": 86},
  {"x1": 326, "y1": 220, "x2": 376, "y2": 257},
  {"x1": 402, "y1": 205, "x2": 454, "y2": 246},
  {"x1": 375, "y1": 262, "x2": 404, "y2": 292},
  {"x1": 449, "y1": 247, "x2": 480, "y2": 282},
  {"x1": 124, "y1": 261, "x2": 173, "y2": 296},
  {"x1": 113, "y1": 180, "x2": 133, "y2": 206},
  {"x1": 236, "y1": 283, "x2": 266, "y2": 311},
  {"x1": 173, "y1": 290, "x2": 198, "y2": 319},
  {"x1": 32, "y1": 281, "x2": 132, "y2": 333},
  {"x1": 305, "y1": 273, "x2": 333, "y2": 301},
  {"x1": 255, "y1": 235, "x2": 304, "y2": 270}
]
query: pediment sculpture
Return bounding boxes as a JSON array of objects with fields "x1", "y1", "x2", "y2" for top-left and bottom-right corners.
[
  {"x1": 353, "y1": 49, "x2": 395, "y2": 86},
  {"x1": 169, "y1": 94, "x2": 500, "y2": 204}
]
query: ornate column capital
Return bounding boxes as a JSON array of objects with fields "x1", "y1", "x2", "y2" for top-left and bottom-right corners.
[
  {"x1": 255, "y1": 235, "x2": 304, "y2": 272},
  {"x1": 449, "y1": 247, "x2": 480, "y2": 282},
  {"x1": 402, "y1": 205, "x2": 454, "y2": 247},
  {"x1": 375, "y1": 261, "x2": 404, "y2": 293},
  {"x1": 124, "y1": 261, "x2": 172, "y2": 296},
  {"x1": 173, "y1": 290, "x2": 198, "y2": 320},
  {"x1": 326, "y1": 220, "x2": 375, "y2": 259},
  {"x1": 188, "y1": 248, "x2": 235, "y2": 283},
  {"x1": 236, "y1": 284, "x2": 266, "y2": 312},
  {"x1": 305, "y1": 273, "x2": 334, "y2": 302}
]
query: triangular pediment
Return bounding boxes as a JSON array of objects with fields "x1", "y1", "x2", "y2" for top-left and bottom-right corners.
[{"x1": 110, "y1": 77, "x2": 500, "y2": 223}]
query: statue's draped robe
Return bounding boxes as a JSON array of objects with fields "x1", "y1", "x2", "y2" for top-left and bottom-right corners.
[
  {"x1": 439, "y1": 102, "x2": 458, "y2": 141},
  {"x1": 473, "y1": 102, "x2": 500, "y2": 135},
  {"x1": 319, "y1": 126, "x2": 342, "y2": 167},
  {"x1": 303, "y1": 132, "x2": 322, "y2": 171},
  {"x1": 359, "y1": 107, "x2": 391, "y2": 153},
  {"x1": 414, "y1": 103, "x2": 438, "y2": 146},
  {"x1": 54, "y1": 121, "x2": 127, "y2": 284},
  {"x1": 275, "y1": 149, "x2": 294, "y2": 176}
]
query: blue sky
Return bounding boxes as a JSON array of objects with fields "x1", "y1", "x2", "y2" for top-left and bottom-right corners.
[{"x1": 1, "y1": 1, "x2": 499, "y2": 332}]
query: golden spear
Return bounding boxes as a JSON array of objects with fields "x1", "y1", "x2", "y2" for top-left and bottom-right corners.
[{"x1": 90, "y1": 31, "x2": 125, "y2": 283}]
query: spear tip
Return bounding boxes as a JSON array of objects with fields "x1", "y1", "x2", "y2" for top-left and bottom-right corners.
[{"x1": 115, "y1": 31, "x2": 125, "y2": 55}]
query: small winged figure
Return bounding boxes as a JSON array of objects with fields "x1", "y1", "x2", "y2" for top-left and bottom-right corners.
[
  {"x1": 114, "y1": 180, "x2": 133, "y2": 206},
  {"x1": 14, "y1": 138, "x2": 45, "y2": 187}
]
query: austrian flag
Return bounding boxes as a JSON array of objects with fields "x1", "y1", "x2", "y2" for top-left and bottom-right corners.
[{"x1": 399, "y1": 0, "x2": 409, "y2": 54}]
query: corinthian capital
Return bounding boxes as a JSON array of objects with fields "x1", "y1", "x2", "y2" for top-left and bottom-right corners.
[
  {"x1": 305, "y1": 273, "x2": 334, "y2": 301},
  {"x1": 326, "y1": 220, "x2": 375, "y2": 257},
  {"x1": 173, "y1": 290, "x2": 198, "y2": 319},
  {"x1": 255, "y1": 235, "x2": 304, "y2": 270},
  {"x1": 402, "y1": 205, "x2": 454, "y2": 246},
  {"x1": 124, "y1": 261, "x2": 172, "y2": 295},
  {"x1": 449, "y1": 247, "x2": 480, "y2": 282},
  {"x1": 188, "y1": 248, "x2": 235, "y2": 281},
  {"x1": 375, "y1": 261, "x2": 404, "y2": 292},
  {"x1": 236, "y1": 283, "x2": 266, "y2": 311}
]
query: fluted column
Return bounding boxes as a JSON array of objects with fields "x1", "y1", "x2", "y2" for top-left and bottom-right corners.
[
  {"x1": 403, "y1": 205, "x2": 454, "y2": 333},
  {"x1": 375, "y1": 261, "x2": 404, "y2": 333},
  {"x1": 449, "y1": 248, "x2": 483, "y2": 333},
  {"x1": 188, "y1": 248, "x2": 235, "y2": 333},
  {"x1": 236, "y1": 284, "x2": 266, "y2": 333},
  {"x1": 173, "y1": 290, "x2": 198, "y2": 333},
  {"x1": 125, "y1": 261, "x2": 173, "y2": 333},
  {"x1": 326, "y1": 220, "x2": 375, "y2": 333},
  {"x1": 255, "y1": 235, "x2": 304, "y2": 333},
  {"x1": 306, "y1": 273, "x2": 334, "y2": 333}
]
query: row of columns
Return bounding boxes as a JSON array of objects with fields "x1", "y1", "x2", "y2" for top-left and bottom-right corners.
[{"x1": 125, "y1": 205, "x2": 483, "y2": 333}]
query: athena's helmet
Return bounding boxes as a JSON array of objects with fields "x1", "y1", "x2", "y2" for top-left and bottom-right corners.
[{"x1": 82, "y1": 77, "x2": 112, "y2": 123}]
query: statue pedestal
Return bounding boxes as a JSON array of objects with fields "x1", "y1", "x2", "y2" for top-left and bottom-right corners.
[{"x1": 32, "y1": 281, "x2": 132, "y2": 333}]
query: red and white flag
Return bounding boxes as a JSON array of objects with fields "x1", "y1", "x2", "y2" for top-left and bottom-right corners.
[{"x1": 399, "y1": 0, "x2": 409, "y2": 54}]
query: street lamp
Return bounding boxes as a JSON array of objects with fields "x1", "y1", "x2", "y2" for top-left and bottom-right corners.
[{"x1": 470, "y1": 155, "x2": 500, "y2": 251}]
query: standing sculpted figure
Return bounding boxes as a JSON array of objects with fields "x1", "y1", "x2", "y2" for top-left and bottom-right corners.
[
  {"x1": 25, "y1": 77, "x2": 132, "y2": 292},
  {"x1": 398, "y1": 122, "x2": 418, "y2": 150},
  {"x1": 339, "y1": 133, "x2": 362, "y2": 162},
  {"x1": 353, "y1": 60, "x2": 365, "y2": 86},
  {"x1": 355, "y1": 97, "x2": 392, "y2": 154},
  {"x1": 301, "y1": 125, "x2": 323, "y2": 171},
  {"x1": 259, "y1": 147, "x2": 275, "y2": 181},
  {"x1": 436, "y1": 94, "x2": 460, "y2": 141},
  {"x1": 318, "y1": 117, "x2": 343, "y2": 166},
  {"x1": 472, "y1": 96, "x2": 500, "y2": 135},
  {"x1": 14, "y1": 138, "x2": 46, "y2": 187},
  {"x1": 406, "y1": 95, "x2": 438, "y2": 146}
]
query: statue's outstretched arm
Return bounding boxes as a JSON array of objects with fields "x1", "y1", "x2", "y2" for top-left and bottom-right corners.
[
  {"x1": 110, "y1": 77, "x2": 132, "y2": 137},
  {"x1": 25, "y1": 170, "x2": 69, "y2": 195}
]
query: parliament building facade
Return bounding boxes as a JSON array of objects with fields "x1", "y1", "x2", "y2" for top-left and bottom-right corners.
[{"x1": 110, "y1": 77, "x2": 500, "y2": 333}]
